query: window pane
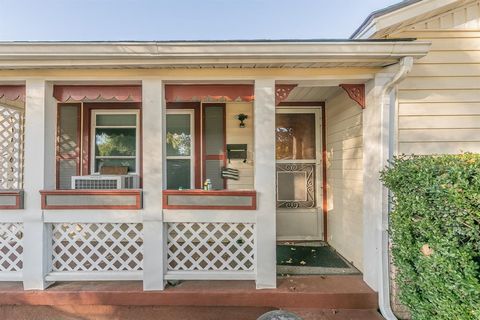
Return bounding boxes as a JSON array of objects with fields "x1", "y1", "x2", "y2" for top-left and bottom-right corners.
[
  {"x1": 167, "y1": 159, "x2": 191, "y2": 189},
  {"x1": 95, "y1": 158, "x2": 136, "y2": 173},
  {"x1": 276, "y1": 114, "x2": 316, "y2": 160},
  {"x1": 95, "y1": 128, "x2": 136, "y2": 157},
  {"x1": 96, "y1": 114, "x2": 136, "y2": 126},
  {"x1": 166, "y1": 114, "x2": 191, "y2": 156}
]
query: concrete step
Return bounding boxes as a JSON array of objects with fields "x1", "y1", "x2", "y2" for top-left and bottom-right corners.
[
  {"x1": 0, "y1": 276, "x2": 378, "y2": 310},
  {"x1": 0, "y1": 306, "x2": 384, "y2": 320}
]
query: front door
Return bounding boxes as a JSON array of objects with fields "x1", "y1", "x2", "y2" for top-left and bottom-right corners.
[{"x1": 275, "y1": 108, "x2": 323, "y2": 240}]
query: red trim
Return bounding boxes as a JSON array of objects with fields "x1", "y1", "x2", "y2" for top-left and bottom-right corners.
[
  {"x1": 277, "y1": 101, "x2": 325, "y2": 107},
  {"x1": 322, "y1": 105, "x2": 328, "y2": 242},
  {"x1": 53, "y1": 85, "x2": 142, "y2": 102},
  {"x1": 0, "y1": 190, "x2": 24, "y2": 210},
  {"x1": 166, "y1": 102, "x2": 202, "y2": 189},
  {"x1": 81, "y1": 102, "x2": 143, "y2": 187},
  {"x1": 56, "y1": 103, "x2": 81, "y2": 189},
  {"x1": 339, "y1": 84, "x2": 365, "y2": 109},
  {"x1": 202, "y1": 103, "x2": 227, "y2": 189},
  {"x1": 40, "y1": 189, "x2": 142, "y2": 210},
  {"x1": 165, "y1": 84, "x2": 254, "y2": 103},
  {"x1": 0, "y1": 85, "x2": 25, "y2": 102},
  {"x1": 163, "y1": 190, "x2": 256, "y2": 210}
]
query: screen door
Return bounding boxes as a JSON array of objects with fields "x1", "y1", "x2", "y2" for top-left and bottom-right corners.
[{"x1": 276, "y1": 108, "x2": 323, "y2": 240}]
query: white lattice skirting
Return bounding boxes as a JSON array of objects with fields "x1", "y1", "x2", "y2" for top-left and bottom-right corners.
[
  {"x1": 0, "y1": 223, "x2": 23, "y2": 273},
  {"x1": 167, "y1": 222, "x2": 255, "y2": 272},
  {"x1": 0, "y1": 104, "x2": 24, "y2": 190},
  {"x1": 51, "y1": 223, "x2": 143, "y2": 272}
]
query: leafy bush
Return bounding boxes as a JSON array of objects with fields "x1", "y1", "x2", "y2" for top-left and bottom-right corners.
[{"x1": 380, "y1": 154, "x2": 480, "y2": 320}]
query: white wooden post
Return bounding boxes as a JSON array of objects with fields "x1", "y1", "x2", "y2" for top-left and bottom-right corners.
[
  {"x1": 141, "y1": 79, "x2": 166, "y2": 290},
  {"x1": 362, "y1": 74, "x2": 391, "y2": 291},
  {"x1": 254, "y1": 79, "x2": 277, "y2": 289},
  {"x1": 22, "y1": 80, "x2": 56, "y2": 290}
]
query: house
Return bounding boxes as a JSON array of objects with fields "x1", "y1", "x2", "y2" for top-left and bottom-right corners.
[{"x1": 0, "y1": 0, "x2": 478, "y2": 319}]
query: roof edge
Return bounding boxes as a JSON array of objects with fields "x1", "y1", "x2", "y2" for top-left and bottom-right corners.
[
  {"x1": 351, "y1": 0, "x2": 461, "y2": 39},
  {"x1": 0, "y1": 40, "x2": 431, "y2": 70}
]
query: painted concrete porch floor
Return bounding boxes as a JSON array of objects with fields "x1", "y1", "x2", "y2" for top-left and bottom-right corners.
[{"x1": 0, "y1": 276, "x2": 383, "y2": 319}]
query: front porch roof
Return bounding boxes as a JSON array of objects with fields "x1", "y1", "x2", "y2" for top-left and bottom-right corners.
[{"x1": 0, "y1": 39, "x2": 430, "y2": 69}]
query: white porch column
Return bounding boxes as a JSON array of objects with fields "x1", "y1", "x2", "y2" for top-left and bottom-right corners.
[
  {"x1": 254, "y1": 79, "x2": 277, "y2": 289},
  {"x1": 23, "y1": 80, "x2": 56, "y2": 290},
  {"x1": 362, "y1": 73, "x2": 392, "y2": 291},
  {"x1": 141, "y1": 79, "x2": 166, "y2": 290}
]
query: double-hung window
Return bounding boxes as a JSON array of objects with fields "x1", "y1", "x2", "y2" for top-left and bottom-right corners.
[
  {"x1": 91, "y1": 110, "x2": 140, "y2": 174},
  {"x1": 166, "y1": 109, "x2": 195, "y2": 189}
]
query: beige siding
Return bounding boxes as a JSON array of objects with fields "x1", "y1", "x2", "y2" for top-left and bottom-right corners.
[
  {"x1": 326, "y1": 90, "x2": 364, "y2": 270},
  {"x1": 409, "y1": 1, "x2": 480, "y2": 30},
  {"x1": 225, "y1": 103, "x2": 254, "y2": 190},
  {"x1": 390, "y1": 5, "x2": 480, "y2": 155}
]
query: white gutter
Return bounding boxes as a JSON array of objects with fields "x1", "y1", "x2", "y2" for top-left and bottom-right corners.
[
  {"x1": 0, "y1": 41, "x2": 430, "y2": 69},
  {"x1": 379, "y1": 56, "x2": 414, "y2": 320}
]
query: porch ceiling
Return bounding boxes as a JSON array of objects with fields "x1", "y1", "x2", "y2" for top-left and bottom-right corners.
[
  {"x1": 285, "y1": 86, "x2": 342, "y2": 102},
  {"x1": 0, "y1": 40, "x2": 430, "y2": 69}
]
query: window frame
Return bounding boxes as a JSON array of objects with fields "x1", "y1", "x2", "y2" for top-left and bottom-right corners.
[
  {"x1": 90, "y1": 109, "x2": 140, "y2": 175},
  {"x1": 166, "y1": 109, "x2": 195, "y2": 189}
]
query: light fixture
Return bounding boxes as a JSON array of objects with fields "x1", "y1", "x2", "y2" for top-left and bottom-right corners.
[{"x1": 236, "y1": 113, "x2": 248, "y2": 128}]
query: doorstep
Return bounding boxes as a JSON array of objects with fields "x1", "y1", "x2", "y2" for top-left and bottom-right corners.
[{"x1": 0, "y1": 275, "x2": 377, "y2": 310}]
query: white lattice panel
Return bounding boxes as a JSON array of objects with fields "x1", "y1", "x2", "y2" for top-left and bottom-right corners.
[
  {"x1": 51, "y1": 223, "x2": 143, "y2": 272},
  {"x1": 0, "y1": 105, "x2": 24, "y2": 190},
  {"x1": 167, "y1": 222, "x2": 255, "y2": 271},
  {"x1": 0, "y1": 223, "x2": 23, "y2": 272}
]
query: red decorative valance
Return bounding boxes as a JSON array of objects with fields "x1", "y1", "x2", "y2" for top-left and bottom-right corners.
[
  {"x1": 339, "y1": 84, "x2": 365, "y2": 109},
  {"x1": 53, "y1": 85, "x2": 142, "y2": 102},
  {"x1": 165, "y1": 85, "x2": 254, "y2": 103},
  {"x1": 0, "y1": 86, "x2": 25, "y2": 102}
]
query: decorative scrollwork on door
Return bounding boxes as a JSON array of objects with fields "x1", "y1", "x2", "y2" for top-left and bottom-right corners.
[{"x1": 276, "y1": 163, "x2": 315, "y2": 209}]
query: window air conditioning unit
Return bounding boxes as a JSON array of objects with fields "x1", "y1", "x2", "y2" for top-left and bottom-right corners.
[{"x1": 71, "y1": 175, "x2": 140, "y2": 190}]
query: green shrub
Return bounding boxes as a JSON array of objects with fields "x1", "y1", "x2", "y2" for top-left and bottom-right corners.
[{"x1": 380, "y1": 154, "x2": 480, "y2": 320}]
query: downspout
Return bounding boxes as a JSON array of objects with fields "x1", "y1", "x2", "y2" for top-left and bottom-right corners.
[{"x1": 379, "y1": 56, "x2": 414, "y2": 320}]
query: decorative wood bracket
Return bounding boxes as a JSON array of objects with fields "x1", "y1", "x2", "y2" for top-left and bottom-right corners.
[
  {"x1": 339, "y1": 84, "x2": 365, "y2": 109},
  {"x1": 275, "y1": 85, "x2": 297, "y2": 105}
]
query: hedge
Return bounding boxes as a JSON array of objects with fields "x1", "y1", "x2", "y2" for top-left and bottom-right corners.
[{"x1": 380, "y1": 154, "x2": 480, "y2": 320}]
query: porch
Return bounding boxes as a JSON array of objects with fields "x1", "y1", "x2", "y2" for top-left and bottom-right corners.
[
  {"x1": 0, "y1": 81, "x2": 366, "y2": 288},
  {"x1": 0, "y1": 41, "x2": 430, "y2": 317}
]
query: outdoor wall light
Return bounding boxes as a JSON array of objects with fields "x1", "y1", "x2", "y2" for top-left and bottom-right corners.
[{"x1": 236, "y1": 113, "x2": 248, "y2": 128}]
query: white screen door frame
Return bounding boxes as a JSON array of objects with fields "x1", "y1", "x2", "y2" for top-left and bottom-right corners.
[{"x1": 276, "y1": 107, "x2": 323, "y2": 241}]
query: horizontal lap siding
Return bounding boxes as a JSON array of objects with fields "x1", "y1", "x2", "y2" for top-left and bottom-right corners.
[
  {"x1": 394, "y1": 27, "x2": 480, "y2": 154},
  {"x1": 326, "y1": 90, "x2": 364, "y2": 271},
  {"x1": 225, "y1": 103, "x2": 254, "y2": 190}
]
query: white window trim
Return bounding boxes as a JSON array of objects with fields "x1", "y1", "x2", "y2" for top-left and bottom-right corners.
[
  {"x1": 166, "y1": 109, "x2": 195, "y2": 189},
  {"x1": 90, "y1": 109, "x2": 140, "y2": 175}
]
